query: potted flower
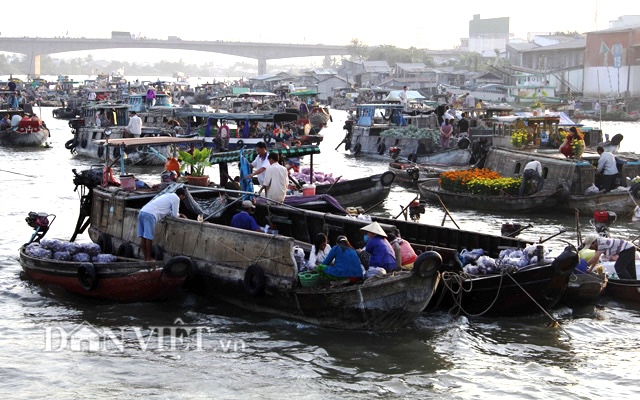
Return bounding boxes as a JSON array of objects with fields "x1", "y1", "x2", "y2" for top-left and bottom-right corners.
[{"x1": 178, "y1": 147, "x2": 212, "y2": 186}]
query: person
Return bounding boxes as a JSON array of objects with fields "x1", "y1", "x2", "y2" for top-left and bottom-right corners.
[
  {"x1": 87, "y1": 90, "x2": 96, "y2": 101},
  {"x1": 464, "y1": 93, "x2": 475, "y2": 108},
  {"x1": 387, "y1": 227, "x2": 417, "y2": 270},
  {"x1": 317, "y1": 235, "x2": 363, "y2": 281},
  {"x1": 475, "y1": 99, "x2": 483, "y2": 108},
  {"x1": 439, "y1": 119, "x2": 453, "y2": 149},
  {"x1": 596, "y1": 146, "x2": 618, "y2": 192},
  {"x1": 307, "y1": 233, "x2": 331, "y2": 269},
  {"x1": 560, "y1": 126, "x2": 584, "y2": 158},
  {"x1": 145, "y1": 87, "x2": 156, "y2": 108},
  {"x1": 137, "y1": 187, "x2": 187, "y2": 261},
  {"x1": 7, "y1": 91, "x2": 19, "y2": 109},
  {"x1": 10, "y1": 112, "x2": 22, "y2": 130},
  {"x1": 95, "y1": 112, "x2": 102, "y2": 127},
  {"x1": 260, "y1": 152, "x2": 289, "y2": 203},
  {"x1": 398, "y1": 86, "x2": 408, "y2": 110},
  {"x1": 584, "y1": 234, "x2": 638, "y2": 279},
  {"x1": 359, "y1": 221, "x2": 398, "y2": 272},
  {"x1": 288, "y1": 81, "x2": 295, "y2": 95},
  {"x1": 458, "y1": 112, "x2": 469, "y2": 137},
  {"x1": 7, "y1": 80, "x2": 16, "y2": 92},
  {"x1": 230, "y1": 200, "x2": 261, "y2": 232},
  {"x1": 519, "y1": 159, "x2": 544, "y2": 196},
  {"x1": 246, "y1": 141, "x2": 269, "y2": 185},
  {"x1": 125, "y1": 111, "x2": 142, "y2": 137},
  {"x1": 217, "y1": 120, "x2": 230, "y2": 148},
  {"x1": 0, "y1": 113, "x2": 10, "y2": 129},
  {"x1": 594, "y1": 101, "x2": 601, "y2": 113}
]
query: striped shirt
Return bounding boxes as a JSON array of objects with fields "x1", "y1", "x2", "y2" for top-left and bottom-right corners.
[{"x1": 595, "y1": 238, "x2": 635, "y2": 257}]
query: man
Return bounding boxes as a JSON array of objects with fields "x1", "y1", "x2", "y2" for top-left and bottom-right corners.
[
  {"x1": 246, "y1": 141, "x2": 269, "y2": 185},
  {"x1": 464, "y1": 92, "x2": 475, "y2": 108},
  {"x1": 87, "y1": 90, "x2": 96, "y2": 101},
  {"x1": 138, "y1": 188, "x2": 187, "y2": 261},
  {"x1": 398, "y1": 86, "x2": 408, "y2": 110},
  {"x1": 458, "y1": 112, "x2": 470, "y2": 137},
  {"x1": 584, "y1": 234, "x2": 638, "y2": 279},
  {"x1": 596, "y1": 146, "x2": 618, "y2": 192},
  {"x1": 125, "y1": 111, "x2": 142, "y2": 138},
  {"x1": 519, "y1": 159, "x2": 544, "y2": 196},
  {"x1": 230, "y1": 200, "x2": 261, "y2": 232},
  {"x1": 217, "y1": 120, "x2": 230, "y2": 148},
  {"x1": 260, "y1": 152, "x2": 289, "y2": 203}
]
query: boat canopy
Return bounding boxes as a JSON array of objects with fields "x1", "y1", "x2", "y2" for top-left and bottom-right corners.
[
  {"x1": 494, "y1": 111, "x2": 581, "y2": 127},
  {"x1": 384, "y1": 90, "x2": 425, "y2": 101},
  {"x1": 209, "y1": 144, "x2": 320, "y2": 164}
]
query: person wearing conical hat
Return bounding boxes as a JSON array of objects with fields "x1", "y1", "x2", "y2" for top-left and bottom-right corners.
[{"x1": 358, "y1": 222, "x2": 398, "y2": 272}]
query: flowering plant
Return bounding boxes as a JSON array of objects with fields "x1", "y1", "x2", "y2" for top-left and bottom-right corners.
[
  {"x1": 570, "y1": 139, "x2": 585, "y2": 158},
  {"x1": 440, "y1": 168, "x2": 521, "y2": 195},
  {"x1": 510, "y1": 129, "x2": 529, "y2": 148}
]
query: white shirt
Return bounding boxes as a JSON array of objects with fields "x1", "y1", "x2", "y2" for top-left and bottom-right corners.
[
  {"x1": 398, "y1": 90, "x2": 408, "y2": 106},
  {"x1": 88, "y1": 91, "x2": 96, "y2": 101},
  {"x1": 307, "y1": 245, "x2": 331, "y2": 268},
  {"x1": 127, "y1": 115, "x2": 142, "y2": 136},
  {"x1": 262, "y1": 162, "x2": 289, "y2": 203},
  {"x1": 140, "y1": 193, "x2": 180, "y2": 221},
  {"x1": 597, "y1": 151, "x2": 617, "y2": 175},
  {"x1": 524, "y1": 160, "x2": 542, "y2": 175},
  {"x1": 251, "y1": 152, "x2": 270, "y2": 185},
  {"x1": 464, "y1": 95, "x2": 475, "y2": 108},
  {"x1": 95, "y1": 115, "x2": 101, "y2": 127}
]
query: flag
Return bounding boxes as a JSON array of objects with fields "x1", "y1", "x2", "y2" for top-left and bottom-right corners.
[{"x1": 599, "y1": 40, "x2": 610, "y2": 55}]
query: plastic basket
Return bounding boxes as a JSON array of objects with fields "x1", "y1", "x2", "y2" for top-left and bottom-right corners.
[{"x1": 298, "y1": 271, "x2": 321, "y2": 287}]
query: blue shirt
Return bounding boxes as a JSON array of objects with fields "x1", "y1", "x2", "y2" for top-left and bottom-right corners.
[
  {"x1": 322, "y1": 245, "x2": 363, "y2": 278},
  {"x1": 230, "y1": 211, "x2": 260, "y2": 231},
  {"x1": 365, "y1": 236, "x2": 397, "y2": 271}
]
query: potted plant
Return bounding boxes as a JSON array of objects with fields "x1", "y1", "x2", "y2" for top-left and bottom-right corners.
[{"x1": 178, "y1": 147, "x2": 212, "y2": 186}]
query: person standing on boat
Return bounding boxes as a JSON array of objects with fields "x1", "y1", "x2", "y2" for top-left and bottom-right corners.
[
  {"x1": 137, "y1": 187, "x2": 187, "y2": 261},
  {"x1": 439, "y1": 119, "x2": 453, "y2": 149},
  {"x1": 259, "y1": 152, "x2": 289, "y2": 203},
  {"x1": 216, "y1": 120, "x2": 230, "y2": 148},
  {"x1": 399, "y1": 86, "x2": 408, "y2": 111},
  {"x1": 317, "y1": 235, "x2": 363, "y2": 281},
  {"x1": 246, "y1": 141, "x2": 269, "y2": 185},
  {"x1": 458, "y1": 112, "x2": 470, "y2": 137},
  {"x1": 230, "y1": 200, "x2": 261, "y2": 232},
  {"x1": 358, "y1": 222, "x2": 398, "y2": 272},
  {"x1": 146, "y1": 87, "x2": 156, "y2": 109},
  {"x1": 519, "y1": 159, "x2": 544, "y2": 196},
  {"x1": 584, "y1": 234, "x2": 638, "y2": 279},
  {"x1": 124, "y1": 111, "x2": 142, "y2": 138},
  {"x1": 596, "y1": 146, "x2": 618, "y2": 192}
]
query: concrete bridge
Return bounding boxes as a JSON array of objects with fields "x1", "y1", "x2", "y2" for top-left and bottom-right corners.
[{"x1": 0, "y1": 36, "x2": 352, "y2": 76}]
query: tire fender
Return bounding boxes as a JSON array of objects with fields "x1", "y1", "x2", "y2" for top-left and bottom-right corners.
[
  {"x1": 630, "y1": 182, "x2": 640, "y2": 199},
  {"x1": 262, "y1": 134, "x2": 272, "y2": 144},
  {"x1": 97, "y1": 233, "x2": 113, "y2": 254},
  {"x1": 80, "y1": 137, "x2": 88, "y2": 148},
  {"x1": 237, "y1": 139, "x2": 244, "y2": 148},
  {"x1": 377, "y1": 142, "x2": 386, "y2": 155},
  {"x1": 97, "y1": 145, "x2": 104, "y2": 158},
  {"x1": 243, "y1": 264, "x2": 266, "y2": 296},
  {"x1": 380, "y1": 171, "x2": 395, "y2": 187},
  {"x1": 413, "y1": 251, "x2": 442, "y2": 278},
  {"x1": 64, "y1": 138, "x2": 76, "y2": 150},
  {"x1": 353, "y1": 142, "x2": 361, "y2": 154},
  {"x1": 151, "y1": 245, "x2": 164, "y2": 261},
  {"x1": 163, "y1": 255, "x2": 193, "y2": 278},
  {"x1": 458, "y1": 137, "x2": 470, "y2": 149},
  {"x1": 117, "y1": 242, "x2": 134, "y2": 258},
  {"x1": 78, "y1": 262, "x2": 98, "y2": 291}
]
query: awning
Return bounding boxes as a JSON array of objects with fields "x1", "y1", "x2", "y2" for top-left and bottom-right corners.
[{"x1": 209, "y1": 144, "x2": 321, "y2": 164}]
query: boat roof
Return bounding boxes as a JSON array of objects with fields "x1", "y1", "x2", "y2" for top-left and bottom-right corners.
[
  {"x1": 95, "y1": 137, "x2": 205, "y2": 146},
  {"x1": 237, "y1": 92, "x2": 278, "y2": 98},
  {"x1": 173, "y1": 110, "x2": 298, "y2": 122},
  {"x1": 494, "y1": 111, "x2": 580, "y2": 126},
  {"x1": 357, "y1": 103, "x2": 405, "y2": 110},
  {"x1": 209, "y1": 144, "x2": 321, "y2": 163}
]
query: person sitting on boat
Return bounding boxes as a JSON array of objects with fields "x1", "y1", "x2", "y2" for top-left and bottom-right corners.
[
  {"x1": 0, "y1": 113, "x2": 10, "y2": 130},
  {"x1": 137, "y1": 187, "x2": 187, "y2": 261},
  {"x1": 584, "y1": 234, "x2": 638, "y2": 279},
  {"x1": 317, "y1": 235, "x2": 364, "y2": 281},
  {"x1": 259, "y1": 152, "x2": 289, "y2": 204},
  {"x1": 10, "y1": 113, "x2": 22, "y2": 130},
  {"x1": 519, "y1": 159, "x2": 544, "y2": 196},
  {"x1": 124, "y1": 111, "x2": 142, "y2": 138},
  {"x1": 245, "y1": 142, "x2": 269, "y2": 185},
  {"x1": 306, "y1": 233, "x2": 331, "y2": 270},
  {"x1": 230, "y1": 200, "x2": 261, "y2": 232},
  {"x1": 387, "y1": 227, "x2": 417, "y2": 270},
  {"x1": 358, "y1": 222, "x2": 398, "y2": 272},
  {"x1": 596, "y1": 146, "x2": 618, "y2": 192}
]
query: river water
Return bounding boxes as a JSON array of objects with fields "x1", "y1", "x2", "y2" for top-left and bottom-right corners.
[{"x1": 1, "y1": 107, "x2": 639, "y2": 399}]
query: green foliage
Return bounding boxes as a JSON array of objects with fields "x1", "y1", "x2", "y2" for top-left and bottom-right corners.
[{"x1": 178, "y1": 147, "x2": 212, "y2": 177}]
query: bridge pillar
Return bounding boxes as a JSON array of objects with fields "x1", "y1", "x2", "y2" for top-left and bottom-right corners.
[
  {"x1": 258, "y1": 58, "x2": 267, "y2": 75},
  {"x1": 29, "y1": 53, "x2": 40, "y2": 77}
]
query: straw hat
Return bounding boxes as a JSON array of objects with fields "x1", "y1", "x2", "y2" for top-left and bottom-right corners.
[
  {"x1": 582, "y1": 234, "x2": 598, "y2": 249},
  {"x1": 360, "y1": 222, "x2": 387, "y2": 237}
]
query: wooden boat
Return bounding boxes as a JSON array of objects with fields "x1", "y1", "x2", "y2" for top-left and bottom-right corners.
[
  {"x1": 68, "y1": 168, "x2": 440, "y2": 331},
  {"x1": 313, "y1": 171, "x2": 395, "y2": 207},
  {"x1": 604, "y1": 277, "x2": 640, "y2": 303},
  {"x1": 428, "y1": 248, "x2": 578, "y2": 316},
  {"x1": 418, "y1": 178, "x2": 563, "y2": 213},
  {"x1": 389, "y1": 160, "x2": 470, "y2": 184},
  {"x1": 0, "y1": 108, "x2": 51, "y2": 147},
  {"x1": 19, "y1": 245, "x2": 190, "y2": 302}
]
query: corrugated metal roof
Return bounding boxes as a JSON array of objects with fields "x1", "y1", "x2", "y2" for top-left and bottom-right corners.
[
  {"x1": 523, "y1": 38, "x2": 586, "y2": 53},
  {"x1": 363, "y1": 61, "x2": 391, "y2": 73}
]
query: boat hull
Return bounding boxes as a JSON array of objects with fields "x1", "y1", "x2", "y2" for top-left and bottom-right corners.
[
  {"x1": 605, "y1": 277, "x2": 640, "y2": 303},
  {"x1": 314, "y1": 171, "x2": 395, "y2": 207},
  {"x1": 0, "y1": 126, "x2": 50, "y2": 147},
  {"x1": 562, "y1": 273, "x2": 607, "y2": 306}
]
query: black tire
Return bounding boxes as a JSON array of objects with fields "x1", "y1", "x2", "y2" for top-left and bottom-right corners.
[
  {"x1": 237, "y1": 140, "x2": 244, "y2": 147},
  {"x1": 408, "y1": 153, "x2": 417, "y2": 163},
  {"x1": 243, "y1": 264, "x2": 266, "y2": 296},
  {"x1": 64, "y1": 139, "x2": 76, "y2": 150},
  {"x1": 163, "y1": 255, "x2": 193, "y2": 278},
  {"x1": 97, "y1": 233, "x2": 112, "y2": 254},
  {"x1": 97, "y1": 146, "x2": 104, "y2": 158},
  {"x1": 458, "y1": 137, "x2": 471, "y2": 149},
  {"x1": 413, "y1": 251, "x2": 442, "y2": 278},
  {"x1": 353, "y1": 143, "x2": 361, "y2": 154},
  {"x1": 151, "y1": 245, "x2": 164, "y2": 261},
  {"x1": 117, "y1": 242, "x2": 134, "y2": 258},
  {"x1": 80, "y1": 137, "x2": 88, "y2": 148},
  {"x1": 380, "y1": 171, "x2": 395, "y2": 187},
  {"x1": 610, "y1": 133, "x2": 623, "y2": 146},
  {"x1": 377, "y1": 142, "x2": 386, "y2": 155},
  {"x1": 631, "y1": 182, "x2": 640, "y2": 199},
  {"x1": 262, "y1": 134, "x2": 272, "y2": 144},
  {"x1": 78, "y1": 263, "x2": 98, "y2": 291}
]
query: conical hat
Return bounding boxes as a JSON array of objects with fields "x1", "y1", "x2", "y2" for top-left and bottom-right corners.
[{"x1": 360, "y1": 221, "x2": 387, "y2": 237}]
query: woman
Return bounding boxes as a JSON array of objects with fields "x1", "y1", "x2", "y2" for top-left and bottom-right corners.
[
  {"x1": 359, "y1": 222, "x2": 398, "y2": 272},
  {"x1": 387, "y1": 228, "x2": 417, "y2": 270},
  {"x1": 439, "y1": 119, "x2": 453, "y2": 149},
  {"x1": 307, "y1": 233, "x2": 331, "y2": 269},
  {"x1": 560, "y1": 126, "x2": 584, "y2": 158},
  {"x1": 317, "y1": 236, "x2": 363, "y2": 280}
]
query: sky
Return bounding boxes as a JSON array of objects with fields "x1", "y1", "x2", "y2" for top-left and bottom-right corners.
[{"x1": 1, "y1": 0, "x2": 640, "y2": 65}]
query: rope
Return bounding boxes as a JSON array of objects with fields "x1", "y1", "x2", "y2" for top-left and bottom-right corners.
[{"x1": 440, "y1": 270, "x2": 507, "y2": 317}]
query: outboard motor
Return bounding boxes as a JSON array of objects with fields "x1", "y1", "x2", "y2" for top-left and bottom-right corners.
[
  {"x1": 592, "y1": 210, "x2": 617, "y2": 237},
  {"x1": 409, "y1": 200, "x2": 426, "y2": 222},
  {"x1": 25, "y1": 211, "x2": 55, "y2": 243},
  {"x1": 388, "y1": 146, "x2": 401, "y2": 159}
]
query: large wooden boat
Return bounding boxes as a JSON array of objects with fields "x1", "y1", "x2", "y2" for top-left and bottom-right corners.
[
  {"x1": 418, "y1": 177, "x2": 563, "y2": 213},
  {"x1": 19, "y1": 244, "x2": 190, "y2": 302}
]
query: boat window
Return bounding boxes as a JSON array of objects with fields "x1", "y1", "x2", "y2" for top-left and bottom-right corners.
[
  {"x1": 542, "y1": 167, "x2": 548, "y2": 179},
  {"x1": 515, "y1": 162, "x2": 522, "y2": 174}
]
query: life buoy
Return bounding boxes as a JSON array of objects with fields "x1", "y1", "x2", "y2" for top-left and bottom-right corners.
[
  {"x1": 377, "y1": 142, "x2": 386, "y2": 155},
  {"x1": 97, "y1": 146, "x2": 104, "y2": 158},
  {"x1": 163, "y1": 255, "x2": 193, "y2": 278},
  {"x1": 412, "y1": 251, "x2": 442, "y2": 278},
  {"x1": 97, "y1": 233, "x2": 112, "y2": 254},
  {"x1": 64, "y1": 139, "x2": 76, "y2": 150},
  {"x1": 117, "y1": 242, "x2": 134, "y2": 258},
  {"x1": 80, "y1": 137, "x2": 88, "y2": 148},
  {"x1": 243, "y1": 264, "x2": 266, "y2": 296},
  {"x1": 78, "y1": 262, "x2": 98, "y2": 291},
  {"x1": 236, "y1": 139, "x2": 244, "y2": 147},
  {"x1": 380, "y1": 171, "x2": 395, "y2": 187},
  {"x1": 407, "y1": 153, "x2": 417, "y2": 163},
  {"x1": 262, "y1": 134, "x2": 273, "y2": 144},
  {"x1": 353, "y1": 143, "x2": 361, "y2": 154},
  {"x1": 344, "y1": 139, "x2": 351, "y2": 151},
  {"x1": 151, "y1": 245, "x2": 164, "y2": 261},
  {"x1": 458, "y1": 137, "x2": 471, "y2": 149},
  {"x1": 631, "y1": 182, "x2": 640, "y2": 199},
  {"x1": 382, "y1": 110, "x2": 392, "y2": 121}
]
